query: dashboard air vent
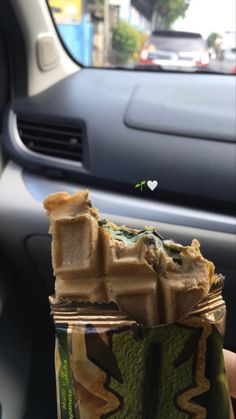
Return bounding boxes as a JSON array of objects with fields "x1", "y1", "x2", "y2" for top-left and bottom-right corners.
[{"x1": 17, "y1": 116, "x2": 84, "y2": 162}]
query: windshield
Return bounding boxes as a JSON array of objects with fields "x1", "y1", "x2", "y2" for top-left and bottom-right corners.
[
  {"x1": 146, "y1": 35, "x2": 205, "y2": 52},
  {"x1": 48, "y1": 0, "x2": 236, "y2": 74}
]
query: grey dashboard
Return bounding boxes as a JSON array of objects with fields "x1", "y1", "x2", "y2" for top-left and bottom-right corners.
[
  {"x1": 125, "y1": 80, "x2": 235, "y2": 141},
  {"x1": 3, "y1": 69, "x2": 236, "y2": 209}
]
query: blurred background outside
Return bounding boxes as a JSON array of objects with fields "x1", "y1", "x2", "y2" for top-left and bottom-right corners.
[{"x1": 48, "y1": 0, "x2": 236, "y2": 73}]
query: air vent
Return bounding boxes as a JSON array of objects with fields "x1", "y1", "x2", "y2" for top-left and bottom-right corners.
[{"x1": 17, "y1": 116, "x2": 84, "y2": 162}]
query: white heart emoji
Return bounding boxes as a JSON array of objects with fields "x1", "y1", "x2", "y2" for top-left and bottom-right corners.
[{"x1": 147, "y1": 180, "x2": 158, "y2": 191}]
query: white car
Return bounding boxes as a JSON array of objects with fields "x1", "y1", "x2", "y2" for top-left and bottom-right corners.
[{"x1": 139, "y1": 30, "x2": 209, "y2": 71}]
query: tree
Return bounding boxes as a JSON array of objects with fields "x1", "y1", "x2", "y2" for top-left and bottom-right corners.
[
  {"x1": 207, "y1": 32, "x2": 221, "y2": 49},
  {"x1": 112, "y1": 21, "x2": 145, "y2": 64},
  {"x1": 152, "y1": 0, "x2": 190, "y2": 29},
  {"x1": 87, "y1": 0, "x2": 103, "y2": 4}
]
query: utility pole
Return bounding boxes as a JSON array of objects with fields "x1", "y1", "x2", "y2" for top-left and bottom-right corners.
[{"x1": 104, "y1": 0, "x2": 110, "y2": 65}]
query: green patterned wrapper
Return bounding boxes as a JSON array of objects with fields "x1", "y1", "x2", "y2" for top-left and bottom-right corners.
[
  {"x1": 51, "y1": 290, "x2": 229, "y2": 419},
  {"x1": 55, "y1": 327, "x2": 78, "y2": 419}
]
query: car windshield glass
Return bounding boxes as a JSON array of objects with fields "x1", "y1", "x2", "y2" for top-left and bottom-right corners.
[
  {"x1": 47, "y1": 0, "x2": 236, "y2": 74},
  {"x1": 147, "y1": 35, "x2": 204, "y2": 52}
]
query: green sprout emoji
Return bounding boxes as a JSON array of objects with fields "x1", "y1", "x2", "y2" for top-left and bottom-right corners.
[{"x1": 135, "y1": 180, "x2": 146, "y2": 191}]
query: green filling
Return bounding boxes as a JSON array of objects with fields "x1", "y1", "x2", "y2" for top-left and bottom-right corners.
[{"x1": 98, "y1": 219, "x2": 181, "y2": 261}]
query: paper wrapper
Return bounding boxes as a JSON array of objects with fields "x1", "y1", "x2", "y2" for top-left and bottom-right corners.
[{"x1": 50, "y1": 282, "x2": 229, "y2": 419}]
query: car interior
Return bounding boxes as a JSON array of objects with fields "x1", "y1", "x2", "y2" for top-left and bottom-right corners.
[{"x1": 0, "y1": 1, "x2": 235, "y2": 418}]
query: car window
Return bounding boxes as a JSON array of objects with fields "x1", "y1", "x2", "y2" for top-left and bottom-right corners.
[
  {"x1": 47, "y1": 0, "x2": 235, "y2": 74},
  {"x1": 146, "y1": 34, "x2": 205, "y2": 52}
]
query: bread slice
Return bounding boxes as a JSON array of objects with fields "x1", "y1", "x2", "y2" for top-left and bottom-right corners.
[{"x1": 44, "y1": 190, "x2": 217, "y2": 325}]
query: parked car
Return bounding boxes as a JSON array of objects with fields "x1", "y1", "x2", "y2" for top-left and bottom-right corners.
[{"x1": 139, "y1": 30, "x2": 209, "y2": 70}]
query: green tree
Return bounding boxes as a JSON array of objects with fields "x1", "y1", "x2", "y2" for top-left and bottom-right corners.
[
  {"x1": 87, "y1": 0, "x2": 103, "y2": 4},
  {"x1": 207, "y1": 32, "x2": 221, "y2": 49},
  {"x1": 152, "y1": 0, "x2": 190, "y2": 29},
  {"x1": 112, "y1": 21, "x2": 144, "y2": 64}
]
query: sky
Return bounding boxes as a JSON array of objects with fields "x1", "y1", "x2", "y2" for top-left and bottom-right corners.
[{"x1": 173, "y1": 0, "x2": 236, "y2": 37}]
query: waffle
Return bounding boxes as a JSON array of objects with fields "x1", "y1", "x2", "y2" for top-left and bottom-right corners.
[{"x1": 44, "y1": 190, "x2": 217, "y2": 326}]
